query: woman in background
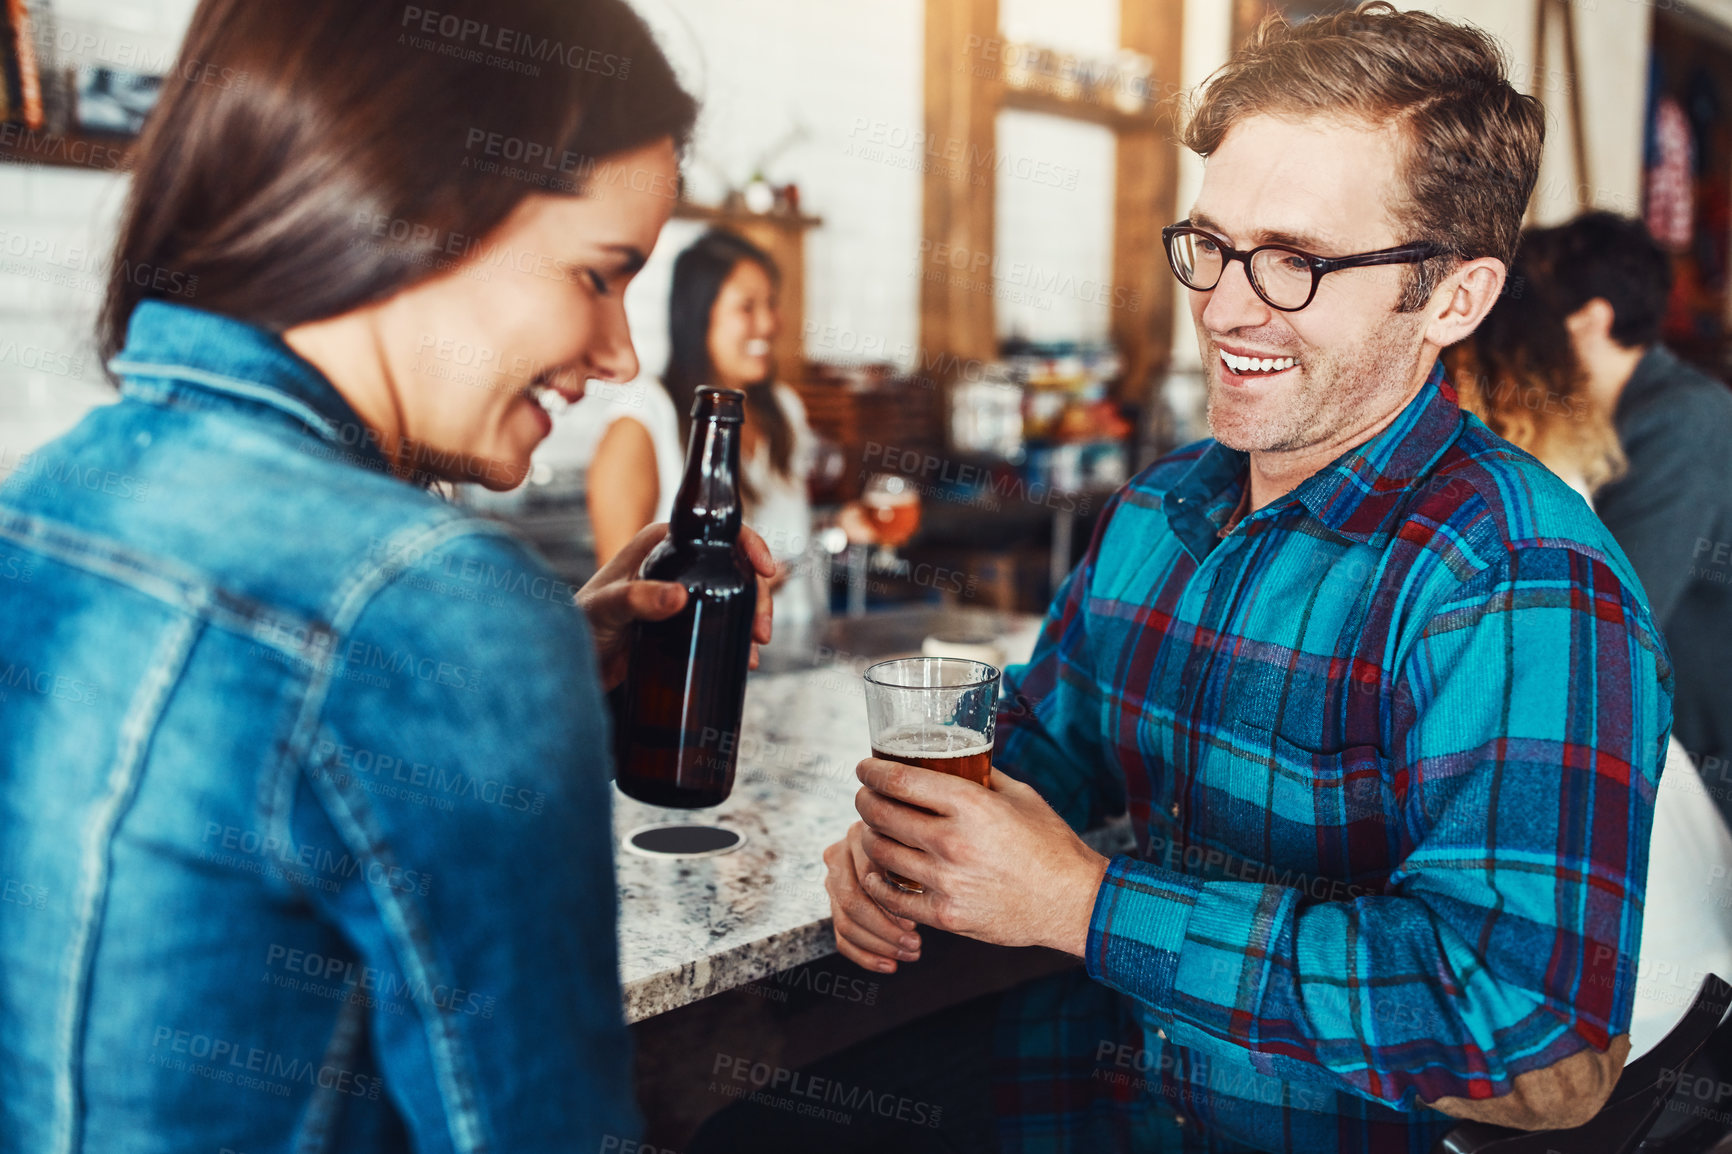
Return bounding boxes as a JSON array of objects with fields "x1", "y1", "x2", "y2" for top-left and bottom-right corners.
[
  {"x1": 587, "y1": 229, "x2": 816, "y2": 568},
  {"x1": 1447, "y1": 242, "x2": 1732, "y2": 1057}
]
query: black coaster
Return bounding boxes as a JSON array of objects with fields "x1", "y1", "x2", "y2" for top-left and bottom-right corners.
[{"x1": 623, "y1": 823, "x2": 746, "y2": 858}]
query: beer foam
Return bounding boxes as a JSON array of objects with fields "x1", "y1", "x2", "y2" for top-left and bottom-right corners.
[{"x1": 872, "y1": 724, "x2": 992, "y2": 760}]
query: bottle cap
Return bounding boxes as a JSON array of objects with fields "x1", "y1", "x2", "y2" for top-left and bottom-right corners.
[{"x1": 693, "y1": 386, "x2": 746, "y2": 421}]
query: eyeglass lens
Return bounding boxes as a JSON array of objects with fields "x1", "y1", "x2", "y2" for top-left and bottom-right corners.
[{"x1": 1169, "y1": 232, "x2": 1315, "y2": 310}]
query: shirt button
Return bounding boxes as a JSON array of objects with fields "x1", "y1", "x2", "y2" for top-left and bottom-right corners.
[
  {"x1": 1156, "y1": 1028, "x2": 1167, "y2": 1040},
  {"x1": 1170, "y1": 803, "x2": 1180, "y2": 818}
]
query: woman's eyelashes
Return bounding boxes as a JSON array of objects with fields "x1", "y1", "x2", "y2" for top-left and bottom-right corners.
[{"x1": 583, "y1": 268, "x2": 612, "y2": 296}]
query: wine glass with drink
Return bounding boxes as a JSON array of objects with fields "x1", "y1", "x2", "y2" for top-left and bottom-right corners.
[
  {"x1": 861, "y1": 657, "x2": 1000, "y2": 893},
  {"x1": 860, "y1": 473, "x2": 921, "y2": 570}
]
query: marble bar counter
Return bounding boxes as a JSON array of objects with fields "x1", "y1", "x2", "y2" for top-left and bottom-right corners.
[{"x1": 614, "y1": 607, "x2": 1045, "y2": 1023}]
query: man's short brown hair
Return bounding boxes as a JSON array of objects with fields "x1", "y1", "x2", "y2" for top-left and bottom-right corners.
[{"x1": 1182, "y1": 1, "x2": 1544, "y2": 312}]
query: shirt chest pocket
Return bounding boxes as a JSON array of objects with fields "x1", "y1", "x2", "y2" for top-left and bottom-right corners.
[{"x1": 1195, "y1": 725, "x2": 1401, "y2": 889}]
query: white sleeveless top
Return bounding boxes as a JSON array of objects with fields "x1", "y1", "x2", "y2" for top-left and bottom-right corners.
[
  {"x1": 742, "y1": 383, "x2": 817, "y2": 562},
  {"x1": 1629, "y1": 734, "x2": 1732, "y2": 1055}
]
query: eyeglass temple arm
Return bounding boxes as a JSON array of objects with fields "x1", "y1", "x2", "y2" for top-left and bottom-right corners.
[{"x1": 1319, "y1": 245, "x2": 1446, "y2": 272}]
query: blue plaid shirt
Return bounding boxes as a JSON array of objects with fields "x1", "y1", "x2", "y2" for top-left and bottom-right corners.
[{"x1": 991, "y1": 364, "x2": 1672, "y2": 1153}]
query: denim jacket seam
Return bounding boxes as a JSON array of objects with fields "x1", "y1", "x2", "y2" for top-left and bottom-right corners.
[
  {"x1": 111, "y1": 360, "x2": 345, "y2": 445},
  {"x1": 51, "y1": 608, "x2": 207, "y2": 1154},
  {"x1": 300, "y1": 754, "x2": 495, "y2": 1154},
  {"x1": 271, "y1": 516, "x2": 519, "y2": 1154},
  {"x1": 257, "y1": 512, "x2": 492, "y2": 839},
  {"x1": 0, "y1": 508, "x2": 334, "y2": 658},
  {"x1": 291, "y1": 993, "x2": 370, "y2": 1154}
]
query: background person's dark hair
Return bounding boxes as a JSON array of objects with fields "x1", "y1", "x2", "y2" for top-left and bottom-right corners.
[
  {"x1": 1447, "y1": 238, "x2": 1625, "y2": 493},
  {"x1": 1182, "y1": 0, "x2": 1544, "y2": 312},
  {"x1": 100, "y1": 0, "x2": 698, "y2": 366},
  {"x1": 664, "y1": 229, "x2": 790, "y2": 500},
  {"x1": 1519, "y1": 212, "x2": 1674, "y2": 349}
]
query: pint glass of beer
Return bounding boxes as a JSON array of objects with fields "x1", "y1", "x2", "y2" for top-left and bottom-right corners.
[{"x1": 861, "y1": 657, "x2": 1000, "y2": 893}]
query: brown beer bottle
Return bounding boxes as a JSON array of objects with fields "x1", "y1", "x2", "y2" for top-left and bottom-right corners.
[{"x1": 614, "y1": 387, "x2": 757, "y2": 808}]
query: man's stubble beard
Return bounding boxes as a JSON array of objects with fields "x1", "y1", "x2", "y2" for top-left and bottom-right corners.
[{"x1": 1206, "y1": 310, "x2": 1426, "y2": 454}]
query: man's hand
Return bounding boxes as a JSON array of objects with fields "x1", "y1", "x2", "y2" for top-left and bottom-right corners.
[
  {"x1": 822, "y1": 821, "x2": 924, "y2": 973},
  {"x1": 851, "y1": 760, "x2": 1109, "y2": 956},
  {"x1": 576, "y1": 522, "x2": 775, "y2": 690}
]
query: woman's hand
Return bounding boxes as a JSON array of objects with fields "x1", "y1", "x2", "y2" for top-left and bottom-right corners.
[{"x1": 577, "y1": 522, "x2": 776, "y2": 690}]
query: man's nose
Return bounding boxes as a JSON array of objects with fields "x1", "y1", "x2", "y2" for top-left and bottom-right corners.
[{"x1": 1200, "y1": 258, "x2": 1275, "y2": 336}]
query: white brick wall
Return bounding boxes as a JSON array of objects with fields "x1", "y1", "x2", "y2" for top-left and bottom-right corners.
[
  {"x1": 0, "y1": 0, "x2": 195, "y2": 468},
  {"x1": 625, "y1": 0, "x2": 926, "y2": 378},
  {"x1": 0, "y1": 161, "x2": 129, "y2": 471}
]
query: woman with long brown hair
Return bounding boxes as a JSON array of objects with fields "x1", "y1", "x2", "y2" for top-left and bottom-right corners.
[
  {"x1": 583, "y1": 228, "x2": 826, "y2": 658},
  {"x1": 0, "y1": 1, "x2": 771, "y2": 1149},
  {"x1": 584, "y1": 228, "x2": 816, "y2": 568}
]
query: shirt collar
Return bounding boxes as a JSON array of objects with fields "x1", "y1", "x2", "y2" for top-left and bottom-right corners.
[
  {"x1": 1614, "y1": 344, "x2": 1673, "y2": 422},
  {"x1": 1163, "y1": 359, "x2": 1464, "y2": 557},
  {"x1": 109, "y1": 300, "x2": 390, "y2": 473}
]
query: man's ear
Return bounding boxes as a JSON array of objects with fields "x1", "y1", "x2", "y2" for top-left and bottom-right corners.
[{"x1": 1422, "y1": 257, "x2": 1506, "y2": 349}]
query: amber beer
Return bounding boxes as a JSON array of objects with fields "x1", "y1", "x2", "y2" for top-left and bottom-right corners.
[
  {"x1": 869, "y1": 724, "x2": 993, "y2": 787},
  {"x1": 614, "y1": 388, "x2": 757, "y2": 809},
  {"x1": 865, "y1": 492, "x2": 920, "y2": 548},
  {"x1": 861, "y1": 657, "x2": 1000, "y2": 893},
  {"x1": 862, "y1": 474, "x2": 921, "y2": 548}
]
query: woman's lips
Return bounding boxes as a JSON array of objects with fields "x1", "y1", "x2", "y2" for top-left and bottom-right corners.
[
  {"x1": 524, "y1": 392, "x2": 554, "y2": 435},
  {"x1": 525, "y1": 374, "x2": 584, "y2": 414}
]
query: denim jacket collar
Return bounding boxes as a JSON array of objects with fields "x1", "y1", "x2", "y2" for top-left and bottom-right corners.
[{"x1": 109, "y1": 301, "x2": 391, "y2": 474}]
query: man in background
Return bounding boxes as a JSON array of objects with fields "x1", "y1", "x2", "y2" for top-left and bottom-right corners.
[{"x1": 1524, "y1": 212, "x2": 1732, "y2": 823}]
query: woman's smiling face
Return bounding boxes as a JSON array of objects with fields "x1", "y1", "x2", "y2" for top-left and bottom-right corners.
[{"x1": 359, "y1": 137, "x2": 679, "y2": 489}]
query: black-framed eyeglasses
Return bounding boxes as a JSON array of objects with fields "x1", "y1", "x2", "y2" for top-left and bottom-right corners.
[{"x1": 1161, "y1": 221, "x2": 1448, "y2": 312}]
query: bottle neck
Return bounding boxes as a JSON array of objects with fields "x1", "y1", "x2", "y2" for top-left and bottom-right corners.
[{"x1": 669, "y1": 412, "x2": 744, "y2": 545}]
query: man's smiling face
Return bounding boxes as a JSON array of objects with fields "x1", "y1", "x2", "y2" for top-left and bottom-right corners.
[{"x1": 1188, "y1": 112, "x2": 1438, "y2": 455}]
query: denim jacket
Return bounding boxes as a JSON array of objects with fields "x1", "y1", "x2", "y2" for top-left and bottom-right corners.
[{"x1": 0, "y1": 302, "x2": 639, "y2": 1153}]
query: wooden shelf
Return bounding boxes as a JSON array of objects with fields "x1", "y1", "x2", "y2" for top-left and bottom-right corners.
[
  {"x1": 920, "y1": 0, "x2": 1184, "y2": 405},
  {"x1": 1000, "y1": 85, "x2": 1161, "y2": 133},
  {"x1": 671, "y1": 200, "x2": 822, "y2": 230},
  {"x1": 0, "y1": 125, "x2": 134, "y2": 173}
]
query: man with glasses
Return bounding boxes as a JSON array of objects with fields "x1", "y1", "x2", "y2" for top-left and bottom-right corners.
[{"x1": 803, "y1": 4, "x2": 1672, "y2": 1153}]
